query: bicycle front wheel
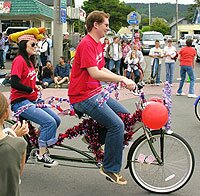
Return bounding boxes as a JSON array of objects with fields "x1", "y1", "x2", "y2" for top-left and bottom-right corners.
[
  {"x1": 128, "y1": 130, "x2": 195, "y2": 194},
  {"x1": 194, "y1": 96, "x2": 200, "y2": 121}
]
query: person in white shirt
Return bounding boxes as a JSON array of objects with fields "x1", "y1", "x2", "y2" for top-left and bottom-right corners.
[
  {"x1": 107, "y1": 36, "x2": 122, "y2": 74},
  {"x1": 163, "y1": 39, "x2": 177, "y2": 86},
  {"x1": 149, "y1": 40, "x2": 163, "y2": 85},
  {"x1": 125, "y1": 45, "x2": 144, "y2": 83}
]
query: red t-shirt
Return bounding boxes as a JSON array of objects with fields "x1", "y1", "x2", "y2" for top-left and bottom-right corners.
[
  {"x1": 179, "y1": 46, "x2": 196, "y2": 66},
  {"x1": 68, "y1": 34, "x2": 105, "y2": 104},
  {"x1": 10, "y1": 55, "x2": 38, "y2": 102}
]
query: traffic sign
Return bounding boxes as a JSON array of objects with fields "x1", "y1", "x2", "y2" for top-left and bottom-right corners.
[{"x1": 127, "y1": 11, "x2": 141, "y2": 25}]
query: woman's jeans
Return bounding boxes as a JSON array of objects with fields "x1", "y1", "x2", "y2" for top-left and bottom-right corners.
[
  {"x1": 73, "y1": 94, "x2": 129, "y2": 173},
  {"x1": 12, "y1": 99, "x2": 61, "y2": 147},
  {"x1": 165, "y1": 62, "x2": 175, "y2": 84},
  {"x1": 177, "y1": 66, "x2": 195, "y2": 94},
  {"x1": 109, "y1": 59, "x2": 121, "y2": 75}
]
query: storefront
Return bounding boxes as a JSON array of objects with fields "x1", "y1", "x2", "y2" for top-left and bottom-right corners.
[{"x1": 0, "y1": 0, "x2": 53, "y2": 34}]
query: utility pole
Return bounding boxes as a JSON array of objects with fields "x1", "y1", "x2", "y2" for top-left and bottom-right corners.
[
  {"x1": 149, "y1": 3, "x2": 151, "y2": 26},
  {"x1": 53, "y1": 0, "x2": 63, "y2": 65},
  {"x1": 176, "y1": 0, "x2": 179, "y2": 43}
]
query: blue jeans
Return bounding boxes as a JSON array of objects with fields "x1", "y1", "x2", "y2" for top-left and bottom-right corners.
[
  {"x1": 109, "y1": 59, "x2": 121, "y2": 75},
  {"x1": 73, "y1": 94, "x2": 129, "y2": 173},
  {"x1": 151, "y1": 58, "x2": 161, "y2": 84},
  {"x1": 42, "y1": 77, "x2": 54, "y2": 85},
  {"x1": 165, "y1": 62, "x2": 175, "y2": 84},
  {"x1": 177, "y1": 66, "x2": 195, "y2": 94},
  {"x1": 11, "y1": 99, "x2": 61, "y2": 147}
]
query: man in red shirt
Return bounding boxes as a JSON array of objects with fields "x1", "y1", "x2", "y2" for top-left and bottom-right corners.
[
  {"x1": 176, "y1": 39, "x2": 197, "y2": 98},
  {"x1": 68, "y1": 11, "x2": 135, "y2": 185}
]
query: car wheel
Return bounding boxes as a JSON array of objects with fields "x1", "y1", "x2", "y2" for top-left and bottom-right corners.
[{"x1": 196, "y1": 55, "x2": 200, "y2": 62}]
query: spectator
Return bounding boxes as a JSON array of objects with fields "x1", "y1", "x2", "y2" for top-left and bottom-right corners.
[
  {"x1": 3, "y1": 32, "x2": 9, "y2": 63},
  {"x1": 149, "y1": 40, "x2": 163, "y2": 85},
  {"x1": 38, "y1": 36, "x2": 50, "y2": 67},
  {"x1": 163, "y1": 39, "x2": 177, "y2": 86},
  {"x1": 132, "y1": 32, "x2": 142, "y2": 50},
  {"x1": 0, "y1": 32, "x2": 5, "y2": 69},
  {"x1": 101, "y1": 37, "x2": 110, "y2": 68},
  {"x1": 176, "y1": 39, "x2": 197, "y2": 98},
  {"x1": 41, "y1": 60, "x2": 54, "y2": 88},
  {"x1": 0, "y1": 92, "x2": 27, "y2": 196},
  {"x1": 120, "y1": 40, "x2": 131, "y2": 76},
  {"x1": 107, "y1": 36, "x2": 122, "y2": 75},
  {"x1": 54, "y1": 56, "x2": 70, "y2": 88}
]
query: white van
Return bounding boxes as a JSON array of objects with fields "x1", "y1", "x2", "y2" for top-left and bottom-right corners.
[{"x1": 141, "y1": 31, "x2": 165, "y2": 54}]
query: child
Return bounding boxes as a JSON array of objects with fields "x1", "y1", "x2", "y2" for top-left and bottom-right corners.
[
  {"x1": 0, "y1": 92, "x2": 27, "y2": 196},
  {"x1": 125, "y1": 50, "x2": 142, "y2": 84}
]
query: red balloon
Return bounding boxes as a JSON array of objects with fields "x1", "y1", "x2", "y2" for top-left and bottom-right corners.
[
  {"x1": 149, "y1": 96, "x2": 163, "y2": 104},
  {"x1": 142, "y1": 102, "x2": 168, "y2": 130}
]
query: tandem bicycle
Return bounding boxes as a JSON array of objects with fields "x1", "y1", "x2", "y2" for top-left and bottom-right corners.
[{"x1": 3, "y1": 82, "x2": 195, "y2": 194}]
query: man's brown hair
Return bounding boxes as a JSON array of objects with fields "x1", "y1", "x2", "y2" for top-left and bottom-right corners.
[{"x1": 86, "y1": 11, "x2": 110, "y2": 32}]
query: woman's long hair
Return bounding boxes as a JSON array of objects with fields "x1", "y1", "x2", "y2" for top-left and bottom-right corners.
[{"x1": 17, "y1": 40, "x2": 36, "y2": 67}]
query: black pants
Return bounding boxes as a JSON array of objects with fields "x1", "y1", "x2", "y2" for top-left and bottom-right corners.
[{"x1": 0, "y1": 50, "x2": 4, "y2": 68}]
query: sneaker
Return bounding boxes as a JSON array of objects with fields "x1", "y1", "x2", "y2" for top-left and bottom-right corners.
[
  {"x1": 176, "y1": 92, "x2": 185, "y2": 96},
  {"x1": 155, "y1": 83, "x2": 160, "y2": 86},
  {"x1": 188, "y1": 94, "x2": 198, "y2": 98},
  {"x1": 37, "y1": 152, "x2": 58, "y2": 167},
  {"x1": 99, "y1": 166, "x2": 127, "y2": 185}
]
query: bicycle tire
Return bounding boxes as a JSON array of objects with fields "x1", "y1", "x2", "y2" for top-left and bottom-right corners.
[
  {"x1": 3, "y1": 119, "x2": 32, "y2": 162},
  {"x1": 127, "y1": 130, "x2": 195, "y2": 194},
  {"x1": 194, "y1": 97, "x2": 200, "y2": 121}
]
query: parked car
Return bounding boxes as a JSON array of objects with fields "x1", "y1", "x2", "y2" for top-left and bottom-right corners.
[
  {"x1": 164, "y1": 34, "x2": 172, "y2": 41},
  {"x1": 141, "y1": 31, "x2": 165, "y2": 54},
  {"x1": 178, "y1": 34, "x2": 196, "y2": 47},
  {"x1": 195, "y1": 40, "x2": 200, "y2": 62},
  {"x1": 5, "y1": 26, "x2": 29, "y2": 59}
]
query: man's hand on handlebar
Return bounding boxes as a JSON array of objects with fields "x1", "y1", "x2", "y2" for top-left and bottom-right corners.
[{"x1": 121, "y1": 77, "x2": 136, "y2": 91}]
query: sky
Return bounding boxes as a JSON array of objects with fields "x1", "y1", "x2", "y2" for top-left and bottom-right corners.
[{"x1": 75, "y1": 0, "x2": 195, "y2": 7}]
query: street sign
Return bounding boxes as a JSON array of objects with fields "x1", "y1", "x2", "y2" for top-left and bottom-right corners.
[
  {"x1": 60, "y1": 0, "x2": 67, "y2": 23},
  {"x1": 60, "y1": 8, "x2": 66, "y2": 23},
  {"x1": 127, "y1": 11, "x2": 141, "y2": 25}
]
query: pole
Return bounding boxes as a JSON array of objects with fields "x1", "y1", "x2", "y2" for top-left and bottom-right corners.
[
  {"x1": 176, "y1": 0, "x2": 179, "y2": 43},
  {"x1": 149, "y1": 3, "x2": 151, "y2": 26},
  {"x1": 53, "y1": 0, "x2": 63, "y2": 65}
]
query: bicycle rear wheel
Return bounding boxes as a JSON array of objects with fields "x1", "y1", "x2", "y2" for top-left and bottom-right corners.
[
  {"x1": 128, "y1": 130, "x2": 195, "y2": 193},
  {"x1": 194, "y1": 96, "x2": 200, "y2": 121}
]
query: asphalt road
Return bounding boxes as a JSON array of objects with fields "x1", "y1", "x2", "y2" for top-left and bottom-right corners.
[{"x1": 18, "y1": 95, "x2": 199, "y2": 196}]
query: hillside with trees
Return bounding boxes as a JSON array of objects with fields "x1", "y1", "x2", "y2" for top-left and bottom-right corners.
[{"x1": 128, "y1": 3, "x2": 189, "y2": 23}]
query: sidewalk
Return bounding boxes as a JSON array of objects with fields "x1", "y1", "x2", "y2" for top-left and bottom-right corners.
[{"x1": 1, "y1": 59, "x2": 200, "y2": 97}]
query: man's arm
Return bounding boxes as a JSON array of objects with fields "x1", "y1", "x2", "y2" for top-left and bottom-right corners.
[{"x1": 87, "y1": 66, "x2": 135, "y2": 90}]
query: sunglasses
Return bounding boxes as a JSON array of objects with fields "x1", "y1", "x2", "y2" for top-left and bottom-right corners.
[{"x1": 31, "y1": 43, "x2": 37, "y2": 47}]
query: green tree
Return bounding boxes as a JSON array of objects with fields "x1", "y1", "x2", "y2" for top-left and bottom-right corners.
[
  {"x1": 150, "y1": 18, "x2": 170, "y2": 35},
  {"x1": 186, "y1": 0, "x2": 200, "y2": 22},
  {"x1": 82, "y1": 0, "x2": 134, "y2": 33},
  {"x1": 141, "y1": 26, "x2": 151, "y2": 32},
  {"x1": 140, "y1": 17, "x2": 149, "y2": 28}
]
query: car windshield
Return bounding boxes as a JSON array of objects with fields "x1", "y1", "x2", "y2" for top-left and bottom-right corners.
[{"x1": 143, "y1": 34, "x2": 163, "y2": 41}]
